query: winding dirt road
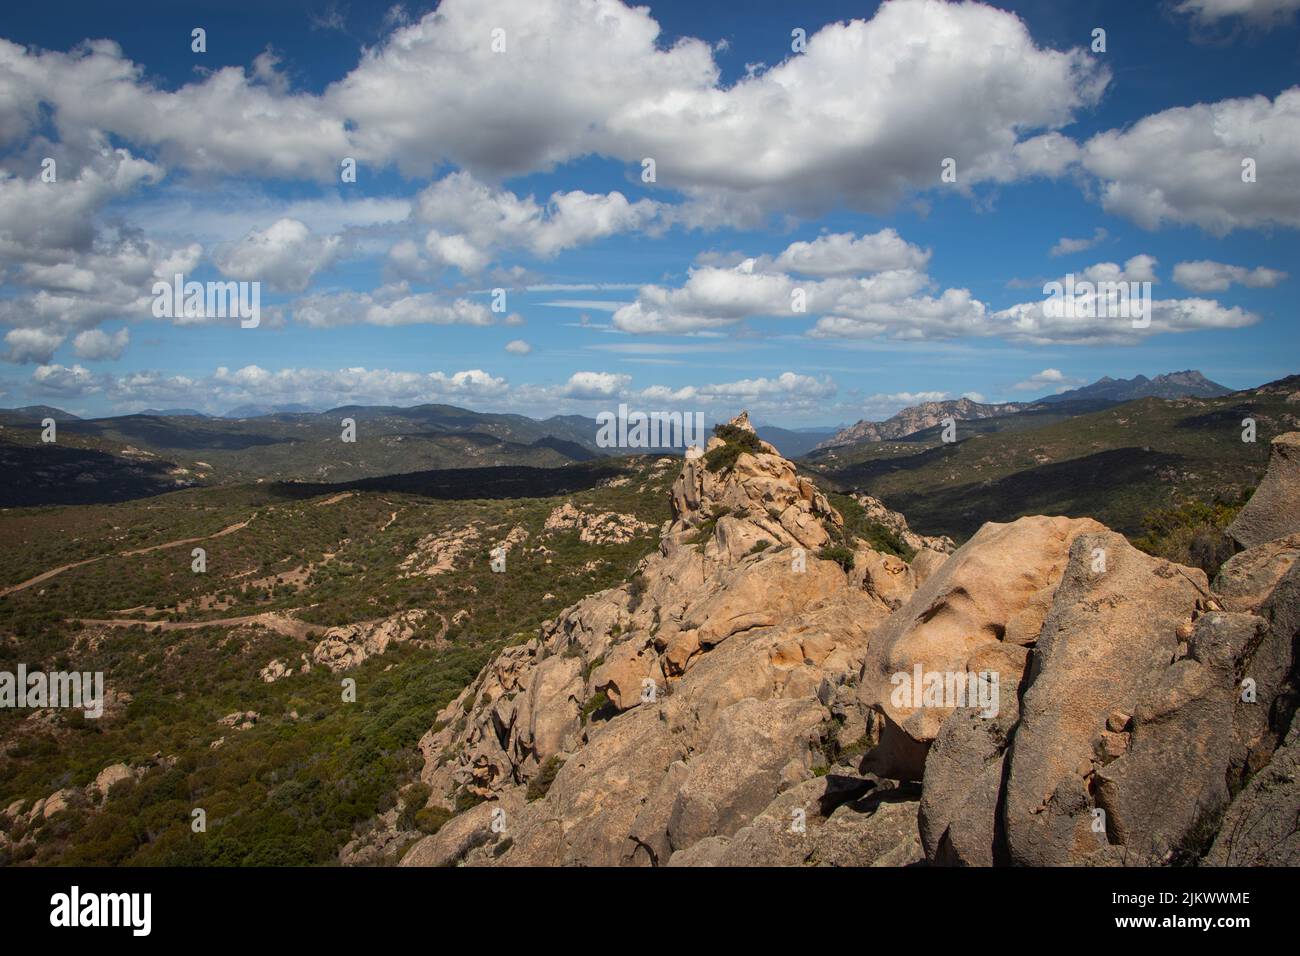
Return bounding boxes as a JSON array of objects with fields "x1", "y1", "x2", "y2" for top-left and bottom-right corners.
[{"x1": 0, "y1": 517, "x2": 255, "y2": 599}]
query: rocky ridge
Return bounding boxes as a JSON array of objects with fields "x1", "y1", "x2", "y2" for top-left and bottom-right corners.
[
  {"x1": 815, "y1": 397, "x2": 1026, "y2": 450},
  {"x1": 379, "y1": 421, "x2": 1300, "y2": 867}
]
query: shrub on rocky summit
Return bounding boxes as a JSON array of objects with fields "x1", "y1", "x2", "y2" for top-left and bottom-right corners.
[{"x1": 704, "y1": 423, "x2": 763, "y2": 473}]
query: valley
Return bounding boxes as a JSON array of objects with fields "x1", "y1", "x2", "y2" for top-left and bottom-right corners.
[{"x1": 0, "y1": 456, "x2": 675, "y2": 864}]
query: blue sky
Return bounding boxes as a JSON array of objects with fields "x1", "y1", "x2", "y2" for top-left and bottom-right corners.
[{"x1": 0, "y1": 0, "x2": 1296, "y2": 425}]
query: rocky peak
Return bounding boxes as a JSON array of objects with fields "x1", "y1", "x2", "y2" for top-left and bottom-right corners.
[
  {"x1": 376, "y1": 412, "x2": 918, "y2": 867},
  {"x1": 670, "y1": 417, "x2": 840, "y2": 560},
  {"x1": 726, "y1": 410, "x2": 756, "y2": 433}
]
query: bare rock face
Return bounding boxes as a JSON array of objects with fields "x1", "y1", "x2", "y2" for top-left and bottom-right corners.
[
  {"x1": 1213, "y1": 535, "x2": 1300, "y2": 779},
  {"x1": 92, "y1": 763, "x2": 133, "y2": 797},
  {"x1": 1004, "y1": 532, "x2": 1210, "y2": 866},
  {"x1": 1214, "y1": 532, "x2": 1300, "y2": 613},
  {"x1": 1206, "y1": 709, "x2": 1300, "y2": 866},
  {"x1": 817, "y1": 398, "x2": 1024, "y2": 450},
  {"x1": 543, "y1": 502, "x2": 653, "y2": 545},
  {"x1": 659, "y1": 697, "x2": 827, "y2": 858},
  {"x1": 851, "y1": 549, "x2": 915, "y2": 610},
  {"x1": 667, "y1": 778, "x2": 923, "y2": 867},
  {"x1": 909, "y1": 548, "x2": 949, "y2": 586},
  {"x1": 898, "y1": 520, "x2": 1296, "y2": 869},
  {"x1": 858, "y1": 515, "x2": 1105, "y2": 782},
  {"x1": 397, "y1": 412, "x2": 900, "y2": 866},
  {"x1": 1199, "y1": 511, "x2": 1300, "y2": 868},
  {"x1": 1227, "y1": 432, "x2": 1300, "y2": 549},
  {"x1": 919, "y1": 652, "x2": 1023, "y2": 866},
  {"x1": 399, "y1": 791, "x2": 526, "y2": 867},
  {"x1": 400, "y1": 525, "x2": 480, "y2": 577},
  {"x1": 1236, "y1": 563, "x2": 1300, "y2": 764}
]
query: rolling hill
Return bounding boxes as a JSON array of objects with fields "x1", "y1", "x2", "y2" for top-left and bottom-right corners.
[{"x1": 0, "y1": 404, "x2": 625, "y2": 505}]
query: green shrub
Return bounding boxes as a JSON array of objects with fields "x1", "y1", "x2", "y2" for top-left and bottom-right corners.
[
  {"x1": 527, "y1": 755, "x2": 564, "y2": 802},
  {"x1": 1133, "y1": 498, "x2": 1240, "y2": 578},
  {"x1": 453, "y1": 787, "x2": 485, "y2": 813},
  {"x1": 398, "y1": 782, "x2": 432, "y2": 830},
  {"x1": 414, "y1": 805, "x2": 453, "y2": 835},
  {"x1": 581, "y1": 691, "x2": 610, "y2": 724},
  {"x1": 818, "y1": 545, "x2": 856, "y2": 572},
  {"x1": 827, "y1": 493, "x2": 915, "y2": 560}
]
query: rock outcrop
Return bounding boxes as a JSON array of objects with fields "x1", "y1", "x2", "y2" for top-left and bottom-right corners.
[
  {"x1": 851, "y1": 493, "x2": 955, "y2": 556},
  {"x1": 911, "y1": 436, "x2": 1298, "y2": 867},
  {"x1": 544, "y1": 503, "x2": 654, "y2": 544},
  {"x1": 1205, "y1": 709, "x2": 1300, "y2": 866},
  {"x1": 396, "y1": 412, "x2": 904, "y2": 866},
  {"x1": 859, "y1": 515, "x2": 1105, "y2": 782},
  {"x1": 378, "y1": 420, "x2": 1300, "y2": 868},
  {"x1": 399, "y1": 525, "x2": 481, "y2": 577},
  {"x1": 816, "y1": 397, "x2": 1025, "y2": 449},
  {"x1": 1, "y1": 757, "x2": 167, "y2": 860},
  {"x1": 1227, "y1": 432, "x2": 1300, "y2": 549},
  {"x1": 311, "y1": 609, "x2": 438, "y2": 672}
]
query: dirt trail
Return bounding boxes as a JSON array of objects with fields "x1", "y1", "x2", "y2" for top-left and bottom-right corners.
[
  {"x1": 76, "y1": 610, "x2": 315, "y2": 639},
  {"x1": 314, "y1": 493, "x2": 354, "y2": 507},
  {"x1": 0, "y1": 517, "x2": 255, "y2": 598}
]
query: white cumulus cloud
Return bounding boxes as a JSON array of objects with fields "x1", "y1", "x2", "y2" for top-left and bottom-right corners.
[
  {"x1": 1173, "y1": 260, "x2": 1288, "y2": 292},
  {"x1": 72, "y1": 327, "x2": 130, "y2": 361}
]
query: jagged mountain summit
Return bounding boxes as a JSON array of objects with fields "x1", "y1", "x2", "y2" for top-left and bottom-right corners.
[
  {"x1": 363, "y1": 413, "x2": 1299, "y2": 867},
  {"x1": 1037, "y1": 369, "x2": 1230, "y2": 404},
  {"x1": 816, "y1": 397, "x2": 1026, "y2": 450}
]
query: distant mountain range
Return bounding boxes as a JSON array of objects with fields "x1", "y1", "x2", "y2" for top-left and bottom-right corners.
[
  {"x1": 1037, "y1": 370, "x2": 1230, "y2": 404},
  {"x1": 0, "y1": 404, "x2": 84, "y2": 422},
  {"x1": 0, "y1": 402, "x2": 684, "y2": 505},
  {"x1": 803, "y1": 372, "x2": 1298, "y2": 540},
  {"x1": 752, "y1": 423, "x2": 841, "y2": 458},
  {"x1": 222, "y1": 403, "x2": 318, "y2": 418},
  {"x1": 0, "y1": 369, "x2": 1248, "y2": 506},
  {"x1": 815, "y1": 371, "x2": 1231, "y2": 451},
  {"x1": 139, "y1": 407, "x2": 210, "y2": 418}
]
